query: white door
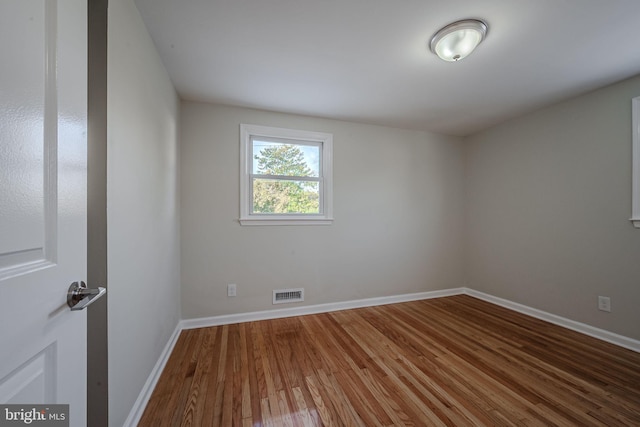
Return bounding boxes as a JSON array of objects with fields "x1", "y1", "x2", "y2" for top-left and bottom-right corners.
[{"x1": 0, "y1": 0, "x2": 89, "y2": 426}]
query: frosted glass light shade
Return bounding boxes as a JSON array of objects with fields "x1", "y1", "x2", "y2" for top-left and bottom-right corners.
[{"x1": 430, "y1": 19, "x2": 487, "y2": 62}]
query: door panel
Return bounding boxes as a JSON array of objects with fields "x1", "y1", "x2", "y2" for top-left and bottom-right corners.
[
  {"x1": 0, "y1": 1, "x2": 88, "y2": 426},
  {"x1": 0, "y1": 346, "x2": 55, "y2": 403},
  {"x1": 0, "y1": 0, "x2": 51, "y2": 275}
]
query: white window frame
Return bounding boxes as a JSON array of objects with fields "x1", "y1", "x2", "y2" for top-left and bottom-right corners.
[
  {"x1": 240, "y1": 124, "x2": 333, "y2": 226},
  {"x1": 632, "y1": 97, "x2": 640, "y2": 228}
]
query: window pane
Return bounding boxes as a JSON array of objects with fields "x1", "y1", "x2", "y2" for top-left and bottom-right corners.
[
  {"x1": 252, "y1": 140, "x2": 320, "y2": 177},
  {"x1": 252, "y1": 178, "x2": 320, "y2": 214}
]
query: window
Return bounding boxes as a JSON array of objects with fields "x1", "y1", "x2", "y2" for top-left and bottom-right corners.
[
  {"x1": 240, "y1": 124, "x2": 333, "y2": 225},
  {"x1": 632, "y1": 97, "x2": 640, "y2": 228}
]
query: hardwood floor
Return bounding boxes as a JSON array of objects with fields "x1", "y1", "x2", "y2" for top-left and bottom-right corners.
[{"x1": 138, "y1": 295, "x2": 640, "y2": 426}]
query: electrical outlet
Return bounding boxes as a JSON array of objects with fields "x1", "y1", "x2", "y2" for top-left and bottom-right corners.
[
  {"x1": 227, "y1": 284, "x2": 237, "y2": 297},
  {"x1": 598, "y1": 296, "x2": 611, "y2": 312}
]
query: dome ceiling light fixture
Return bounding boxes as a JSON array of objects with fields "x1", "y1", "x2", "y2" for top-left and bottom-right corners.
[{"x1": 430, "y1": 19, "x2": 488, "y2": 62}]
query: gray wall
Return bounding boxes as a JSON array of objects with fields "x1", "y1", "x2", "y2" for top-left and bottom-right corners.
[
  {"x1": 107, "y1": 0, "x2": 181, "y2": 425},
  {"x1": 465, "y1": 74, "x2": 640, "y2": 340},
  {"x1": 180, "y1": 103, "x2": 466, "y2": 319}
]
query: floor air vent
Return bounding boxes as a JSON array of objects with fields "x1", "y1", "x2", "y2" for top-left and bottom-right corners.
[{"x1": 273, "y1": 288, "x2": 304, "y2": 304}]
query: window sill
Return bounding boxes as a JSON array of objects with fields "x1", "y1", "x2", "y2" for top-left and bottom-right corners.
[
  {"x1": 239, "y1": 217, "x2": 334, "y2": 226},
  {"x1": 631, "y1": 218, "x2": 640, "y2": 229}
]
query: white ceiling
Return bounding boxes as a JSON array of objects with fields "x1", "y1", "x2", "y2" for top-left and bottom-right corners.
[{"x1": 134, "y1": 0, "x2": 640, "y2": 136}]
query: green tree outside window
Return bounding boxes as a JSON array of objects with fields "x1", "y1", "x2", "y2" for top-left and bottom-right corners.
[{"x1": 252, "y1": 144, "x2": 320, "y2": 214}]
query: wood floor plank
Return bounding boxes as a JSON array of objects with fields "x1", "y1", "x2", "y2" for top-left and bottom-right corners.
[
  {"x1": 237, "y1": 323, "x2": 251, "y2": 421},
  {"x1": 181, "y1": 328, "x2": 215, "y2": 427},
  {"x1": 139, "y1": 295, "x2": 640, "y2": 426},
  {"x1": 211, "y1": 325, "x2": 229, "y2": 426},
  {"x1": 140, "y1": 328, "x2": 199, "y2": 427},
  {"x1": 199, "y1": 327, "x2": 223, "y2": 425}
]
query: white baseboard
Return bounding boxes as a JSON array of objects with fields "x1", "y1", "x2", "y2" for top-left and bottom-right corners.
[
  {"x1": 123, "y1": 323, "x2": 182, "y2": 427},
  {"x1": 126, "y1": 286, "x2": 639, "y2": 425},
  {"x1": 180, "y1": 288, "x2": 466, "y2": 330},
  {"x1": 463, "y1": 288, "x2": 640, "y2": 353},
  {"x1": 122, "y1": 288, "x2": 464, "y2": 425},
  {"x1": 181, "y1": 287, "x2": 640, "y2": 352}
]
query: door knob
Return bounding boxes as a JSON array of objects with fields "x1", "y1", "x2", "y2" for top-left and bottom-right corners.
[{"x1": 67, "y1": 281, "x2": 106, "y2": 311}]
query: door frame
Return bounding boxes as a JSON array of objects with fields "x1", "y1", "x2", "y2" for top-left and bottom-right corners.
[{"x1": 87, "y1": 0, "x2": 109, "y2": 425}]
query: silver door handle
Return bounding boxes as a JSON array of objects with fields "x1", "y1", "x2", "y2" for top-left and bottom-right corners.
[{"x1": 67, "y1": 281, "x2": 106, "y2": 311}]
